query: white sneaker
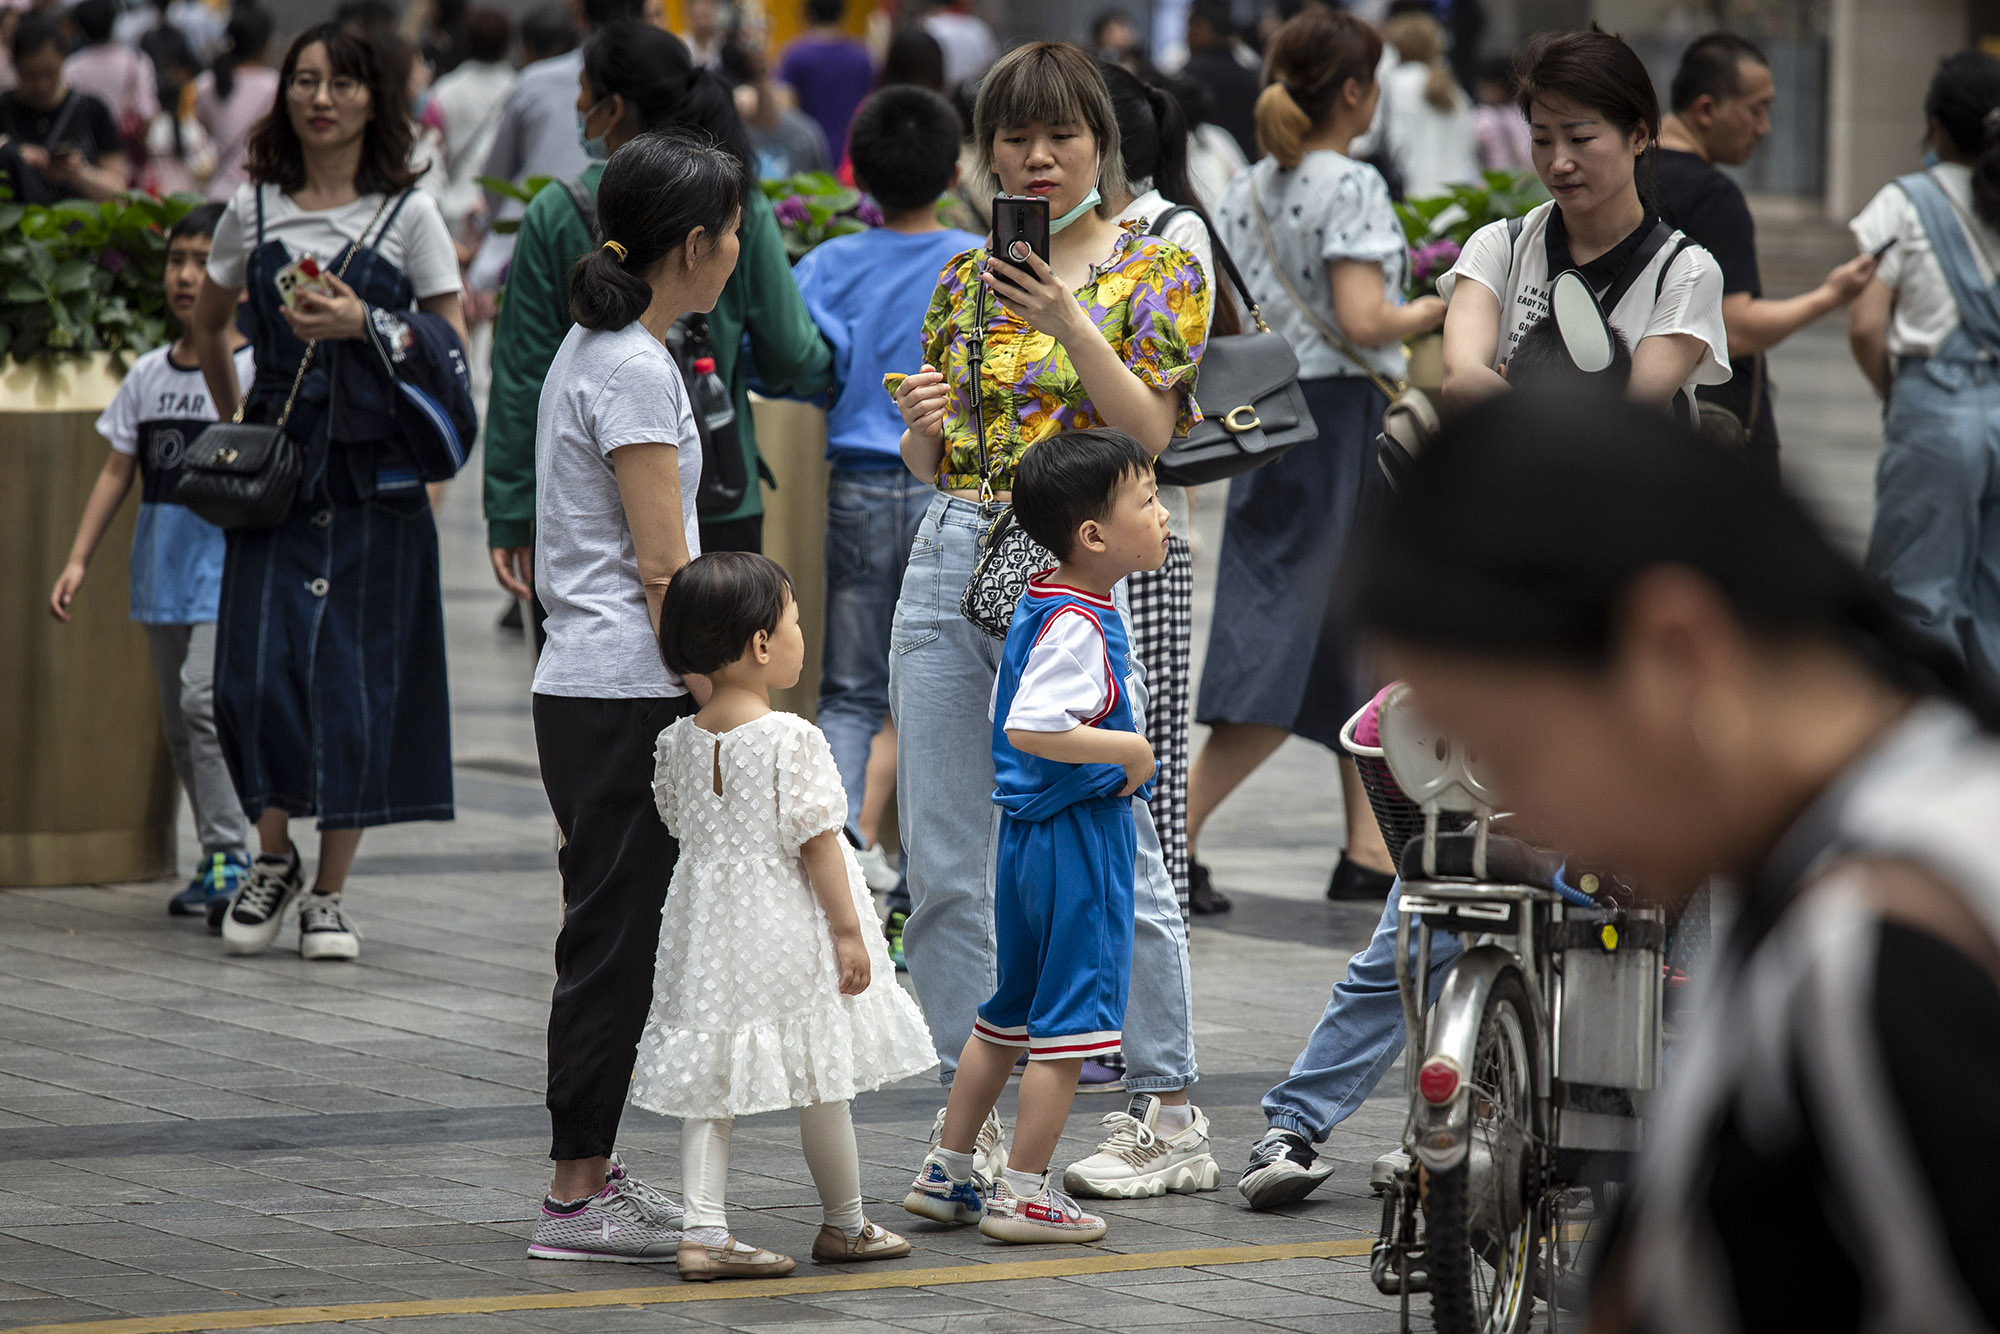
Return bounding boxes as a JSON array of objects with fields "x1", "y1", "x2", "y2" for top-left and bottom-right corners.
[
  {"x1": 528, "y1": 1181, "x2": 682, "y2": 1262},
  {"x1": 929, "y1": 1106, "x2": 1008, "y2": 1183},
  {"x1": 1062, "y1": 1093, "x2": 1222, "y2": 1199},
  {"x1": 297, "y1": 893, "x2": 360, "y2": 961},
  {"x1": 222, "y1": 850, "x2": 303, "y2": 956},
  {"x1": 854, "y1": 841, "x2": 900, "y2": 893}
]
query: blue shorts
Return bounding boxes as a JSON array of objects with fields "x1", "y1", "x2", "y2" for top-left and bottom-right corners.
[{"x1": 974, "y1": 794, "x2": 1135, "y2": 1060}]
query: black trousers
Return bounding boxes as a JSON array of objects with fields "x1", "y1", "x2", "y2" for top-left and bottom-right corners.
[{"x1": 535, "y1": 691, "x2": 698, "y2": 1161}]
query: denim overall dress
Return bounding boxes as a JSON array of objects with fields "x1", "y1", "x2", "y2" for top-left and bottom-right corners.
[
  {"x1": 1865, "y1": 171, "x2": 2000, "y2": 691},
  {"x1": 213, "y1": 185, "x2": 454, "y2": 830}
]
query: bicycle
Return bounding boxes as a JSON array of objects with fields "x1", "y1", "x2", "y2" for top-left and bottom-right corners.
[{"x1": 1345, "y1": 684, "x2": 1665, "y2": 1334}]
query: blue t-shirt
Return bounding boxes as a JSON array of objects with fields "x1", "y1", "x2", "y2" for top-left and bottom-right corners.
[
  {"x1": 96, "y1": 343, "x2": 255, "y2": 623},
  {"x1": 792, "y1": 225, "x2": 984, "y2": 470}
]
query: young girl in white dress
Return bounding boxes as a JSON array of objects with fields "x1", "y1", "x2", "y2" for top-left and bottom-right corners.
[{"x1": 633, "y1": 551, "x2": 937, "y2": 1281}]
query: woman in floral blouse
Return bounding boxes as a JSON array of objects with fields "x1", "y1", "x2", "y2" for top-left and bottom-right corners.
[{"x1": 885, "y1": 41, "x2": 1215, "y2": 1186}]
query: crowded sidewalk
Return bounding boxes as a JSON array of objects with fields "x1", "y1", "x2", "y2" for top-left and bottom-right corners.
[{"x1": 0, "y1": 240, "x2": 1882, "y2": 1330}]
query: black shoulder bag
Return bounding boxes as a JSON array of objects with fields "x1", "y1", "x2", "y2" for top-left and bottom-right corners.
[
  {"x1": 1146, "y1": 205, "x2": 1317, "y2": 487},
  {"x1": 180, "y1": 190, "x2": 393, "y2": 530}
]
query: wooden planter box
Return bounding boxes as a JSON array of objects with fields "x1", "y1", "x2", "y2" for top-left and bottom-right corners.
[
  {"x1": 752, "y1": 395, "x2": 829, "y2": 719},
  {"x1": 0, "y1": 353, "x2": 177, "y2": 886}
]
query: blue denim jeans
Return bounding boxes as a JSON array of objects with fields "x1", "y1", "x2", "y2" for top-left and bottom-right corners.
[
  {"x1": 818, "y1": 466, "x2": 932, "y2": 909},
  {"x1": 1262, "y1": 881, "x2": 1459, "y2": 1143},
  {"x1": 889, "y1": 493, "x2": 1197, "y2": 1093},
  {"x1": 1865, "y1": 357, "x2": 2000, "y2": 689}
]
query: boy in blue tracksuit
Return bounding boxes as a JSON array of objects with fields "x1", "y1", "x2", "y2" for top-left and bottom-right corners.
[{"x1": 904, "y1": 429, "x2": 1170, "y2": 1245}]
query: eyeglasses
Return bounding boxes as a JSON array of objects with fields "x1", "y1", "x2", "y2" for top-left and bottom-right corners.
[{"x1": 288, "y1": 72, "x2": 366, "y2": 101}]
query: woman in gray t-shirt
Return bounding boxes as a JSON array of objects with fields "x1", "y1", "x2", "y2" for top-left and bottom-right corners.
[
  {"x1": 1188, "y1": 10, "x2": 1446, "y2": 909},
  {"x1": 525, "y1": 130, "x2": 751, "y2": 1258}
]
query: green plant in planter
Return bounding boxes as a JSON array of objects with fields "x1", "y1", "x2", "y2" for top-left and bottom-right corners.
[
  {"x1": 0, "y1": 191, "x2": 203, "y2": 365},
  {"x1": 762, "y1": 170, "x2": 878, "y2": 263},
  {"x1": 1395, "y1": 169, "x2": 1547, "y2": 299}
]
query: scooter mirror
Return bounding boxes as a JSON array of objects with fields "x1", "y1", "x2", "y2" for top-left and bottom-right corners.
[{"x1": 1551, "y1": 269, "x2": 1615, "y2": 374}]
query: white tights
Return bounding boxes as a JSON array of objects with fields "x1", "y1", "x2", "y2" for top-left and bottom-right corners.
[{"x1": 681, "y1": 1100, "x2": 863, "y2": 1236}]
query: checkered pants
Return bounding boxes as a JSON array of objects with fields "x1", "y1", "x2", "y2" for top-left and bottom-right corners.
[{"x1": 1126, "y1": 534, "x2": 1193, "y2": 915}]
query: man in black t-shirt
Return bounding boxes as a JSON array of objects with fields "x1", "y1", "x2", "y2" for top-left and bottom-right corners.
[
  {"x1": 1180, "y1": 0, "x2": 1259, "y2": 161},
  {"x1": 0, "y1": 16, "x2": 129, "y2": 204},
  {"x1": 1656, "y1": 32, "x2": 1877, "y2": 477}
]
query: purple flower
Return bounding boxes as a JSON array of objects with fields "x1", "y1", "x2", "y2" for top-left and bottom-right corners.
[
  {"x1": 856, "y1": 197, "x2": 884, "y2": 228},
  {"x1": 103, "y1": 248, "x2": 129, "y2": 275},
  {"x1": 773, "y1": 195, "x2": 810, "y2": 227},
  {"x1": 1409, "y1": 237, "x2": 1461, "y2": 283}
]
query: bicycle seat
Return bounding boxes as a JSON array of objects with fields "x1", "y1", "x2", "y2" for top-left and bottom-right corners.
[{"x1": 1398, "y1": 830, "x2": 1562, "y2": 889}]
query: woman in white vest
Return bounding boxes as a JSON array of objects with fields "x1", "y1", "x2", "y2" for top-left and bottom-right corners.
[{"x1": 1439, "y1": 26, "x2": 1729, "y2": 415}]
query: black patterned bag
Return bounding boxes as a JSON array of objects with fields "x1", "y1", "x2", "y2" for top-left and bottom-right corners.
[{"x1": 957, "y1": 274, "x2": 1053, "y2": 640}]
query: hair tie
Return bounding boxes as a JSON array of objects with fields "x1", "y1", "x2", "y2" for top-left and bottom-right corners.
[{"x1": 602, "y1": 240, "x2": 628, "y2": 261}]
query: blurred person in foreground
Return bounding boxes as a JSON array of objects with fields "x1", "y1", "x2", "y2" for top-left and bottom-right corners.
[{"x1": 1357, "y1": 390, "x2": 2000, "y2": 1333}]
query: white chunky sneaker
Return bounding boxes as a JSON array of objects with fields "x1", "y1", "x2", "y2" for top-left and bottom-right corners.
[
  {"x1": 1062, "y1": 1093, "x2": 1223, "y2": 1199},
  {"x1": 978, "y1": 1178, "x2": 1107, "y2": 1244},
  {"x1": 222, "y1": 850, "x2": 303, "y2": 956},
  {"x1": 929, "y1": 1106, "x2": 1008, "y2": 1183},
  {"x1": 527, "y1": 1180, "x2": 682, "y2": 1262},
  {"x1": 297, "y1": 893, "x2": 360, "y2": 961},
  {"x1": 853, "y1": 841, "x2": 900, "y2": 893}
]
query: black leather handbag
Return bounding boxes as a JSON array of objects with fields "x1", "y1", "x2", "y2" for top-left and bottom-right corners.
[
  {"x1": 179, "y1": 195, "x2": 387, "y2": 531},
  {"x1": 1147, "y1": 205, "x2": 1318, "y2": 487}
]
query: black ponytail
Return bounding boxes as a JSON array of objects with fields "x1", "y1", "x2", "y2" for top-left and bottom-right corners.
[
  {"x1": 1924, "y1": 51, "x2": 2000, "y2": 231},
  {"x1": 214, "y1": 5, "x2": 273, "y2": 103},
  {"x1": 583, "y1": 21, "x2": 755, "y2": 189},
  {"x1": 1355, "y1": 390, "x2": 2000, "y2": 733},
  {"x1": 1099, "y1": 60, "x2": 1239, "y2": 337},
  {"x1": 568, "y1": 128, "x2": 748, "y2": 332}
]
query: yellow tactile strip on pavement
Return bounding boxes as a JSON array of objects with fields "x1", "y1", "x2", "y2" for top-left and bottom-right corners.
[{"x1": 7, "y1": 1239, "x2": 1377, "y2": 1334}]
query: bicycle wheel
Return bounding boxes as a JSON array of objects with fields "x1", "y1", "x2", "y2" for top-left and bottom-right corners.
[{"x1": 1427, "y1": 970, "x2": 1541, "y2": 1334}]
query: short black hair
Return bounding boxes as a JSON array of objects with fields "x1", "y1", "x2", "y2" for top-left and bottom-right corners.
[
  {"x1": 72, "y1": 0, "x2": 116, "y2": 46},
  {"x1": 805, "y1": 0, "x2": 845, "y2": 24},
  {"x1": 1669, "y1": 31, "x2": 1768, "y2": 113},
  {"x1": 519, "y1": 3, "x2": 578, "y2": 60},
  {"x1": 849, "y1": 86, "x2": 962, "y2": 210},
  {"x1": 1013, "y1": 429, "x2": 1154, "y2": 561},
  {"x1": 167, "y1": 202, "x2": 227, "y2": 245},
  {"x1": 656, "y1": 552, "x2": 795, "y2": 677},
  {"x1": 464, "y1": 7, "x2": 512, "y2": 63},
  {"x1": 11, "y1": 15, "x2": 64, "y2": 65},
  {"x1": 1506, "y1": 314, "x2": 1632, "y2": 392}
]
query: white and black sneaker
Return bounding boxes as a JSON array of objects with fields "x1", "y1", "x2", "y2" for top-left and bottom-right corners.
[
  {"x1": 222, "y1": 849, "x2": 304, "y2": 956},
  {"x1": 1239, "y1": 1128, "x2": 1337, "y2": 1210},
  {"x1": 297, "y1": 893, "x2": 360, "y2": 961}
]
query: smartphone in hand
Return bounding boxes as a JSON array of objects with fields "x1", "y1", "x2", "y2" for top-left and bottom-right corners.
[
  {"x1": 991, "y1": 194, "x2": 1050, "y2": 272},
  {"x1": 275, "y1": 253, "x2": 332, "y2": 311}
]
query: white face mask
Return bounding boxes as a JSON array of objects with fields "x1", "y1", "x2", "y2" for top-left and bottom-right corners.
[{"x1": 1048, "y1": 154, "x2": 1104, "y2": 232}]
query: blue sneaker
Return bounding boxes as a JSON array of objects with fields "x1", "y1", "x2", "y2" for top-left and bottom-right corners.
[
  {"x1": 170, "y1": 852, "x2": 248, "y2": 920},
  {"x1": 902, "y1": 1154, "x2": 988, "y2": 1225}
]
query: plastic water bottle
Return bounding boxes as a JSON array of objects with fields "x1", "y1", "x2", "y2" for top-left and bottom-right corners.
[{"x1": 689, "y1": 355, "x2": 745, "y2": 514}]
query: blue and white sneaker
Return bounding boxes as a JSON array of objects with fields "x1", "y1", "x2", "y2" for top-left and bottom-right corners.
[
  {"x1": 903, "y1": 1154, "x2": 989, "y2": 1225},
  {"x1": 170, "y1": 852, "x2": 248, "y2": 922}
]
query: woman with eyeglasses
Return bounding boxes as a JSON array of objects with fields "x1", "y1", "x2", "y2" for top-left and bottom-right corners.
[{"x1": 187, "y1": 23, "x2": 470, "y2": 966}]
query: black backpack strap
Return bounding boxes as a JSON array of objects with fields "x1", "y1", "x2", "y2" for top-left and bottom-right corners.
[
  {"x1": 254, "y1": 181, "x2": 265, "y2": 243},
  {"x1": 1597, "y1": 218, "x2": 1677, "y2": 315},
  {"x1": 561, "y1": 178, "x2": 596, "y2": 236},
  {"x1": 1655, "y1": 235, "x2": 1696, "y2": 303},
  {"x1": 1148, "y1": 203, "x2": 1267, "y2": 331}
]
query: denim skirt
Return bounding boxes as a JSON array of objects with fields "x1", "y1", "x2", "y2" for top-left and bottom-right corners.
[
  {"x1": 1194, "y1": 374, "x2": 1387, "y2": 750},
  {"x1": 214, "y1": 483, "x2": 454, "y2": 830}
]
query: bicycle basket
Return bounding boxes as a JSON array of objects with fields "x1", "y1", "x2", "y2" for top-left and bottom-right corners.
[{"x1": 1339, "y1": 698, "x2": 1430, "y2": 860}]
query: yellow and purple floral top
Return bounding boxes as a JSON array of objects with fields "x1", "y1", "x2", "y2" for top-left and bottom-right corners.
[{"x1": 883, "y1": 220, "x2": 1212, "y2": 493}]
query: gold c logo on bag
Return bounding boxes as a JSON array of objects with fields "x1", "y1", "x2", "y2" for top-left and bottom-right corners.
[{"x1": 1223, "y1": 405, "x2": 1261, "y2": 434}]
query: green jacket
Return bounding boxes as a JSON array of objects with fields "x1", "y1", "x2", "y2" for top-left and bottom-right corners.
[{"x1": 483, "y1": 165, "x2": 834, "y2": 545}]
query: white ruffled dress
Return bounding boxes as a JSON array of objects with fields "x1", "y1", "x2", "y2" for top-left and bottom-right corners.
[{"x1": 629, "y1": 711, "x2": 936, "y2": 1120}]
